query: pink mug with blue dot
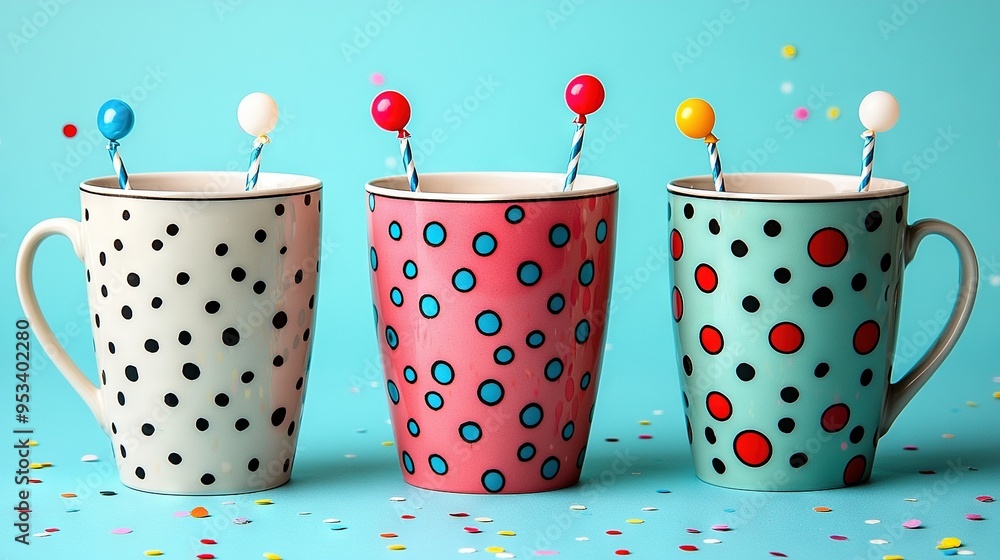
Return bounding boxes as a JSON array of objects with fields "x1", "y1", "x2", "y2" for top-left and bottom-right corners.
[{"x1": 366, "y1": 172, "x2": 617, "y2": 493}]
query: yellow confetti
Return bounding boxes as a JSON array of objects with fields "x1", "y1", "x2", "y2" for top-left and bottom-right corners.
[
  {"x1": 497, "y1": 530, "x2": 516, "y2": 536},
  {"x1": 254, "y1": 499, "x2": 274, "y2": 505},
  {"x1": 993, "y1": 391, "x2": 1000, "y2": 399},
  {"x1": 826, "y1": 106, "x2": 841, "y2": 120},
  {"x1": 781, "y1": 44, "x2": 797, "y2": 58},
  {"x1": 41, "y1": 462, "x2": 53, "y2": 467},
  {"x1": 937, "y1": 537, "x2": 962, "y2": 550},
  {"x1": 966, "y1": 401, "x2": 978, "y2": 407},
  {"x1": 638, "y1": 420, "x2": 651, "y2": 425},
  {"x1": 883, "y1": 556, "x2": 904, "y2": 560},
  {"x1": 263, "y1": 554, "x2": 282, "y2": 560},
  {"x1": 144, "y1": 551, "x2": 164, "y2": 557},
  {"x1": 626, "y1": 518, "x2": 644, "y2": 524},
  {"x1": 813, "y1": 506, "x2": 832, "y2": 513},
  {"x1": 382, "y1": 441, "x2": 395, "y2": 447},
  {"x1": 27, "y1": 440, "x2": 38, "y2": 446},
  {"x1": 28, "y1": 463, "x2": 44, "y2": 469},
  {"x1": 485, "y1": 546, "x2": 505, "y2": 553},
  {"x1": 387, "y1": 544, "x2": 406, "y2": 551}
]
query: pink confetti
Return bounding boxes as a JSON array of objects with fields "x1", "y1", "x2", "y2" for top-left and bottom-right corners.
[
  {"x1": 710, "y1": 524, "x2": 730, "y2": 531},
  {"x1": 173, "y1": 511, "x2": 190, "y2": 517},
  {"x1": 918, "y1": 470, "x2": 936, "y2": 475},
  {"x1": 534, "y1": 551, "x2": 559, "y2": 556},
  {"x1": 464, "y1": 526, "x2": 481, "y2": 534},
  {"x1": 966, "y1": 513, "x2": 985, "y2": 521},
  {"x1": 903, "y1": 445, "x2": 918, "y2": 450},
  {"x1": 370, "y1": 72, "x2": 385, "y2": 86},
  {"x1": 976, "y1": 495, "x2": 994, "y2": 502},
  {"x1": 829, "y1": 534, "x2": 848, "y2": 541},
  {"x1": 638, "y1": 434, "x2": 652, "y2": 439},
  {"x1": 902, "y1": 518, "x2": 923, "y2": 529},
  {"x1": 793, "y1": 107, "x2": 809, "y2": 121},
  {"x1": 110, "y1": 527, "x2": 132, "y2": 535},
  {"x1": 44, "y1": 528, "x2": 59, "y2": 533},
  {"x1": 685, "y1": 528, "x2": 701, "y2": 534}
]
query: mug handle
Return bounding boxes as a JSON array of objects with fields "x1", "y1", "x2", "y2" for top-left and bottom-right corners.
[
  {"x1": 879, "y1": 218, "x2": 978, "y2": 435},
  {"x1": 15, "y1": 218, "x2": 108, "y2": 432}
]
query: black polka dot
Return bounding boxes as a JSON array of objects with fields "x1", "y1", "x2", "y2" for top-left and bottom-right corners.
[
  {"x1": 712, "y1": 458, "x2": 726, "y2": 474},
  {"x1": 304, "y1": 193, "x2": 312, "y2": 206},
  {"x1": 87, "y1": 270, "x2": 91, "y2": 282},
  {"x1": 151, "y1": 297, "x2": 162, "y2": 309},
  {"x1": 135, "y1": 467, "x2": 145, "y2": 479},
  {"x1": 166, "y1": 224, "x2": 179, "y2": 236},
  {"x1": 163, "y1": 393, "x2": 178, "y2": 407},
  {"x1": 708, "y1": 219, "x2": 720, "y2": 235},
  {"x1": 111, "y1": 423, "x2": 117, "y2": 434},
  {"x1": 101, "y1": 370, "x2": 107, "y2": 384},
  {"x1": 101, "y1": 285, "x2": 108, "y2": 297},
  {"x1": 215, "y1": 243, "x2": 228, "y2": 256},
  {"x1": 114, "y1": 239, "x2": 124, "y2": 251},
  {"x1": 94, "y1": 314, "x2": 101, "y2": 328},
  {"x1": 214, "y1": 393, "x2": 229, "y2": 407},
  {"x1": 196, "y1": 418, "x2": 209, "y2": 431},
  {"x1": 222, "y1": 327, "x2": 240, "y2": 346},
  {"x1": 125, "y1": 365, "x2": 139, "y2": 382},
  {"x1": 850, "y1": 425, "x2": 865, "y2": 444},
  {"x1": 704, "y1": 427, "x2": 717, "y2": 444},
  {"x1": 302, "y1": 328, "x2": 311, "y2": 341},
  {"x1": 308, "y1": 295, "x2": 315, "y2": 309},
  {"x1": 253, "y1": 281, "x2": 266, "y2": 294},
  {"x1": 273, "y1": 355, "x2": 284, "y2": 367},
  {"x1": 742, "y1": 296, "x2": 760, "y2": 313},
  {"x1": 241, "y1": 370, "x2": 254, "y2": 383},
  {"x1": 731, "y1": 240, "x2": 749, "y2": 257},
  {"x1": 865, "y1": 211, "x2": 883, "y2": 232},
  {"x1": 141, "y1": 423, "x2": 155, "y2": 436},
  {"x1": 176, "y1": 272, "x2": 190, "y2": 285},
  {"x1": 168, "y1": 452, "x2": 182, "y2": 465},
  {"x1": 272, "y1": 311, "x2": 287, "y2": 329},
  {"x1": 860, "y1": 368, "x2": 874, "y2": 386},
  {"x1": 99, "y1": 252, "x2": 107, "y2": 265},
  {"x1": 182, "y1": 362, "x2": 200, "y2": 380},
  {"x1": 85, "y1": 209, "x2": 90, "y2": 220},
  {"x1": 127, "y1": 272, "x2": 140, "y2": 287},
  {"x1": 200, "y1": 473, "x2": 215, "y2": 485},
  {"x1": 178, "y1": 330, "x2": 192, "y2": 345},
  {"x1": 271, "y1": 407, "x2": 287, "y2": 426},
  {"x1": 108, "y1": 342, "x2": 115, "y2": 354},
  {"x1": 151, "y1": 239, "x2": 163, "y2": 251},
  {"x1": 121, "y1": 306, "x2": 133, "y2": 319},
  {"x1": 255, "y1": 229, "x2": 267, "y2": 242},
  {"x1": 235, "y1": 418, "x2": 250, "y2": 431},
  {"x1": 119, "y1": 444, "x2": 126, "y2": 457},
  {"x1": 295, "y1": 377, "x2": 304, "y2": 390},
  {"x1": 780, "y1": 386, "x2": 799, "y2": 403},
  {"x1": 774, "y1": 268, "x2": 791, "y2": 284},
  {"x1": 683, "y1": 203, "x2": 694, "y2": 219},
  {"x1": 763, "y1": 220, "x2": 782, "y2": 237},
  {"x1": 279, "y1": 246, "x2": 287, "y2": 255},
  {"x1": 248, "y1": 458, "x2": 260, "y2": 471},
  {"x1": 815, "y1": 362, "x2": 830, "y2": 378},
  {"x1": 812, "y1": 287, "x2": 834, "y2": 307},
  {"x1": 294, "y1": 270, "x2": 303, "y2": 284},
  {"x1": 880, "y1": 253, "x2": 892, "y2": 272},
  {"x1": 736, "y1": 362, "x2": 755, "y2": 381},
  {"x1": 275, "y1": 204, "x2": 285, "y2": 215},
  {"x1": 852, "y1": 273, "x2": 867, "y2": 291},
  {"x1": 778, "y1": 417, "x2": 796, "y2": 433},
  {"x1": 283, "y1": 459, "x2": 290, "y2": 473},
  {"x1": 205, "y1": 301, "x2": 221, "y2": 314},
  {"x1": 287, "y1": 421, "x2": 296, "y2": 437},
  {"x1": 144, "y1": 339, "x2": 159, "y2": 353},
  {"x1": 789, "y1": 453, "x2": 808, "y2": 468},
  {"x1": 682, "y1": 355, "x2": 693, "y2": 375},
  {"x1": 895, "y1": 205, "x2": 903, "y2": 223}
]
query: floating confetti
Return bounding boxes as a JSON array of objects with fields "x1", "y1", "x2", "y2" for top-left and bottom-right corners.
[
  {"x1": 625, "y1": 519, "x2": 643, "y2": 525},
  {"x1": 323, "y1": 518, "x2": 342, "y2": 524},
  {"x1": 993, "y1": 391, "x2": 1000, "y2": 399},
  {"x1": 197, "y1": 554, "x2": 216, "y2": 560},
  {"x1": 382, "y1": 441, "x2": 394, "y2": 446},
  {"x1": 975, "y1": 495, "x2": 994, "y2": 502},
  {"x1": 254, "y1": 499, "x2": 274, "y2": 505},
  {"x1": 686, "y1": 528, "x2": 701, "y2": 534},
  {"x1": 871, "y1": 539, "x2": 890, "y2": 545},
  {"x1": 33, "y1": 532, "x2": 50, "y2": 538},
  {"x1": 221, "y1": 501, "x2": 235, "y2": 505},
  {"x1": 389, "y1": 496, "x2": 406, "y2": 502},
  {"x1": 28, "y1": 462, "x2": 44, "y2": 469},
  {"x1": 43, "y1": 528, "x2": 58, "y2": 533},
  {"x1": 967, "y1": 401, "x2": 978, "y2": 407},
  {"x1": 938, "y1": 537, "x2": 962, "y2": 550},
  {"x1": 655, "y1": 489, "x2": 671, "y2": 494},
  {"x1": 606, "y1": 530, "x2": 622, "y2": 536},
  {"x1": 957, "y1": 550, "x2": 976, "y2": 556},
  {"x1": 826, "y1": 106, "x2": 840, "y2": 120},
  {"x1": 459, "y1": 548, "x2": 477, "y2": 554},
  {"x1": 813, "y1": 506, "x2": 832, "y2": 513},
  {"x1": 100, "y1": 490, "x2": 117, "y2": 496},
  {"x1": 614, "y1": 550, "x2": 630, "y2": 556},
  {"x1": 387, "y1": 544, "x2": 406, "y2": 551},
  {"x1": 144, "y1": 551, "x2": 164, "y2": 557},
  {"x1": 370, "y1": 72, "x2": 385, "y2": 86},
  {"x1": 793, "y1": 107, "x2": 809, "y2": 121},
  {"x1": 769, "y1": 553, "x2": 788, "y2": 558},
  {"x1": 966, "y1": 514, "x2": 984, "y2": 521},
  {"x1": 329, "y1": 525, "x2": 348, "y2": 531},
  {"x1": 173, "y1": 511, "x2": 190, "y2": 518},
  {"x1": 575, "y1": 537, "x2": 589, "y2": 541},
  {"x1": 902, "y1": 519, "x2": 923, "y2": 529},
  {"x1": 80, "y1": 454, "x2": 98, "y2": 462},
  {"x1": 711, "y1": 524, "x2": 730, "y2": 531},
  {"x1": 450, "y1": 512, "x2": 470, "y2": 517},
  {"x1": 298, "y1": 512, "x2": 311, "y2": 516},
  {"x1": 904, "y1": 498, "x2": 918, "y2": 502},
  {"x1": 605, "y1": 438, "x2": 619, "y2": 442},
  {"x1": 498, "y1": 530, "x2": 516, "y2": 536},
  {"x1": 641, "y1": 507, "x2": 658, "y2": 512},
  {"x1": 679, "y1": 545, "x2": 698, "y2": 552},
  {"x1": 191, "y1": 506, "x2": 210, "y2": 518},
  {"x1": 903, "y1": 445, "x2": 918, "y2": 450},
  {"x1": 485, "y1": 546, "x2": 505, "y2": 553},
  {"x1": 919, "y1": 470, "x2": 936, "y2": 475},
  {"x1": 780, "y1": 82, "x2": 794, "y2": 94},
  {"x1": 781, "y1": 44, "x2": 797, "y2": 58},
  {"x1": 62, "y1": 123, "x2": 77, "y2": 137},
  {"x1": 703, "y1": 538, "x2": 722, "y2": 544},
  {"x1": 201, "y1": 539, "x2": 217, "y2": 545},
  {"x1": 111, "y1": 527, "x2": 132, "y2": 535},
  {"x1": 60, "y1": 492, "x2": 76, "y2": 498},
  {"x1": 496, "y1": 553, "x2": 515, "y2": 559},
  {"x1": 380, "y1": 532, "x2": 398, "y2": 539},
  {"x1": 883, "y1": 556, "x2": 904, "y2": 560},
  {"x1": 830, "y1": 534, "x2": 848, "y2": 541},
  {"x1": 465, "y1": 527, "x2": 481, "y2": 534},
  {"x1": 402, "y1": 515, "x2": 416, "y2": 520},
  {"x1": 638, "y1": 420, "x2": 651, "y2": 425},
  {"x1": 65, "y1": 508, "x2": 79, "y2": 513},
  {"x1": 263, "y1": 554, "x2": 282, "y2": 560},
  {"x1": 534, "y1": 551, "x2": 559, "y2": 556},
  {"x1": 27, "y1": 440, "x2": 38, "y2": 446},
  {"x1": 866, "y1": 519, "x2": 882, "y2": 524},
  {"x1": 233, "y1": 517, "x2": 251, "y2": 525},
  {"x1": 943, "y1": 433, "x2": 956, "y2": 439},
  {"x1": 475, "y1": 516, "x2": 494, "y2": 523}
]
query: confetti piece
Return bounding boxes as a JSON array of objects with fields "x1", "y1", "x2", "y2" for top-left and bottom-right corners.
[
  {"x1": 866, "y1": 519, "x2": 881, "y2": 524},
  {"x1": 711, "y1": 524, "x2": 730, "y2": 531},
  {"x1": 871, "y1": 539, "x2": 890, "y2": 545},
  {"x1": 641, "y1": 507, "x2": 658, "y2": 512},
  {"x1": 459, "y1": 548, "x2": 477, "y2": 554},
  {"x1": 33, "y1": 532, "x2": 50, "y2": 538},
  {"x1": 496, "y1": 553, "x2": 515, "y2": 559},
  {"x1": 956, "y1": 550, "x2": 976, "y2": 556},
  {"x1": 66, "y1": 508, "x2": 79, "y2": 513},
  {"x1": 173, "y1": 511, "x2": 190, "y2": 518},
  {"x1": 883, "y1": 556, "x2": 904, "y2": 560},
  {"x1": 475, "y1": 517, "x2": 494, "y2": 523},
  {"x1": 41, "y1": 462, "x2": 53, "y2": 467},
  {"x1": 197, "y1": 555, "x2": 216, "y2": 559},
  {"x1": 298, "y1": 512, "x2": 311, "y2": 516},
  {"x1": 570, "y1": 505, "x2": 587, "y2": 511},
  {"x1": 830, "y1": 534, "x2": 848, "y2": 541},
  {"x1": 679, "y1": 545, "x2": 698, "y2": 552},
  {"x1": 81, "y1": 454, "x2": 98, "y2": 462},
  {"x1": 191, "y1": 506, "x2": 210, "y2": 518},
  {"x1": 606, "y1": 530, "x2": 622, "y2": 535},
  {"x1": 382, "y1": 441, "x2": 394, "y2": 446},
  {"x1": 387, "y1": 544, "x2": 406, "y2": 551},
  {"x1": 221, "y1": 501, "x2": 235, "y2": 505},
  {"x1": 703, "y1": 538, "x2": 722, "y2": 544},
  {"x1": 943, "y1": 433, "x2": 955, "y2": 439},
  {"x1": 498, "y1": 530, "x2": 516, "y2": 536},
  {"x1": 722, "y1": 508, "x2": 735, "y2": 513},
  {"x1": 966, "y1": 514, "x2": 984, "y2": 521},
  {"x1": 902, "y1": 519, "x2": 922, "y2": 529},
  {"x1": 919, "y1": 470, "x2": 936, "y2": 475},
  {"x1": 769, "y1": 553, "x2": 788, "y2": 558},
  {"x1": 485, "y1": 546, "x2": 506, "y2": 553},
  {"x1": 323, "y1": 518, "x2": 342, "y2": 523},
  {"x1": 975, "y1": 495, "x2": 994, "y2": 502},
  {"x1": 967, "y1": 401, "x2": 978, "y2": 407},
  {"x1": 615, "y1": 550, "x2": 630, "y2": 556},
  {"x1": 826, "y1": 106, "x2": 840, "y2": 120},
  {"x1": 27, "y1": 440, "x2": 38, "y2": 446},
  {"x1": 903, "y1": 445, "x2": 918, "y2": 450},
  {"x1": 793, "y1": 107, "x2": 809, "y2": 121},
  {"x1": 655, "y1": 489, "x2": 671, "y2": 494},
  {"x1": 44, "y1": 528, "x2": 59, "y2": 532},
  {"x1": 389, "y1": 496, "x2": 406, "y2": 502},
  {"x1": 813, "y1": 506, "x2": 832, "y2": 513},
  {"x1": 233, "y1": 517, "x2": 251, "y2": 525},
  {"x1": 575, "y1": 537, "x2": 589, "y2": 541},
  {"x1": 29, "y1": 463, "x2": 44, "y2": 469},
  {"x1": 781, "y1": 44, "x2": 797, "y2": 58},
  {"x1": 605, "y1": 437, "x2": 619, "y2": 442},
  {"x1": 652, "y1": 409, "x2": 664, "y2": 415},
  {"x1": 254, "y1": 499, "x2": 274, "y2": 505},
  {"x1": 370, "y1": 73, "x2": 385, "y2": 86},
  {"x1": 993, "y1": 391, "x2": 1000, "y2": 399},
  {"x1": 686, "y1": 528, "x2": 701, "y2": 534},
  {"x1": 60, "y1": 493, "x2": 77, "y2": 498},
  {"x1": 638, "y1": 420, "x2": 651, "y2": 425},
  {"x1": 111, "y1": 527, "x2": 132, "y2": 535},
  {"x1": 201, "y1": 539, "x2": 217, "y2": 545},
  {"x1": 144, "y1": 551, "x2": 164, "y2": 557},
  {"x1": 401, "y1": 515, "x2": 416, "y2": 520},
  {"x1": 626, "y1": 519, "x2": 643, "y2": 524},
  {"x1": 937, "y1": 537, "x2": 962, "y2": 550},
  {"x1": 100, "y1": 491, "x2": 117, "y2": 496},
  {"x1": 450, "y1": 512, "x2": 470, "y2": 517},
  {"x1": 329, "y1": 525, "x2": 348, "y2": 531},
  {"x1": 465, "y1": 527, "x2": 482, "y2": 534},
  {"x1": 903, "y1": 498, "x2": 918, "y2": 502},
  {"x1": 380, "y1": 533, "x2": 398, "y2": 538},
  {"x1": 534, "y1": 551, "x2": 559, "y2": 556},
  {"x1": 638, "y1": 434, "x2": 653, "y2": 439},
  {"x1": 263, "y1": 554, "x2": 282, "y2": 560}
]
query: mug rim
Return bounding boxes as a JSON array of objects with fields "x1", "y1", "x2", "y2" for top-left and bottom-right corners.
[
  {"x1": 81, "y1": 172, "x2": 322, "y2": 201},
  {"x1": 668, "y1": 172, "x2": 908, "y2": 202},
  {"x1": 366, "y1": 172, "x2": 618, "y2": 202}
]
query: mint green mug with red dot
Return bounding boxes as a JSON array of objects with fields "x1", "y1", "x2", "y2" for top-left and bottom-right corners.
[{"x1": 667, "y1": 173, "x2": 977, "y2": 491}]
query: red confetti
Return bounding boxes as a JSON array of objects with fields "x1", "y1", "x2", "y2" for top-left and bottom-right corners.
[
  {"x1": 829, "y1": 534, "x2": 848, "y2": 541},
  {"x1": 615, "y1": 550, "x2": 630, "y2": 556},
  {"x1": 606, "y1": 530, "x2": 622, "y2": 535},
  {"x1": 976, "y1": 495, "x2": 994, "y2": 502},
  {"x1": 449, "y1": 512, "x2": 469, "y2": 517},
  {"x1": 685, "y1": 528, "x2": 701, "y2": 534},
  {"x1": 200, "y1": 539, "x2": 217, "y2": 545},
  {"x1": 45, "y1": 528, "x2": 59, "y2": 533},
  {"x1": 679, "y1": 544, "x2": 699, "y2": 551},
  {"x1": 401, "y1": 514, "x2": 415, "y2": 519},
  {"x1": 380, "y1": 532, "x2": 398, "y2": 538},
  {"x1": 62, "y1": 124, "x2": 77, "y2": 138},
  {"x1": 464, "y1": 527, "x2": 481, "y2": 533},
  {"x1": 29, "y1": 479, "x2": 42, "y2": 483},
  {"x1": 638, "y1": 434, "x2": 653, "y2": 439},
  {"x1": 197, "y1": 555, "x2": 215, "y2": 559},
  {"x1": 966, "y1": 513, "x2": 985, "y2": 521}
]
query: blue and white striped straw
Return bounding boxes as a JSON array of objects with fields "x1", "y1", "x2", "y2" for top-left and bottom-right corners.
[
  {"x1": 107, "y1": 141, "x2": 130, "y2": 190},
  {"x1": 399, "y1": 133, "x2": 418, "y2": 192},
  {"x1": 563, "y1": 122, "x2": 585, "y2": 191},
  {"x1": 245, "y1": 135, "x2": 268, "y2": 191},
  {"x1": 707, "y1": 140, "x2": 725, "y2": 192},
  {"x1": 859, "y1": 130, "x2": 875, "y2": 192}
]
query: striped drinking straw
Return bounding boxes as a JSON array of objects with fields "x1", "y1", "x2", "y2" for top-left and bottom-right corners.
[
  {"x1": 96, "y1": 99, "x2": 135, "y2": 190},
  {"x1": 238, "y1": 93, "x2": 279, "y2": 191},
  {"x1": 857, "y1": 91, "x2": 899, "y2": 192}
]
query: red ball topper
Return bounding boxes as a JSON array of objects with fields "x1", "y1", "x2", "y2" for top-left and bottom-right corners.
[
  {"x1": 371, "y1": 90, "x2": 412, "y2": 138},
  {"x1": 565, "y1": 74, "x2": 605, "y2": 124}
]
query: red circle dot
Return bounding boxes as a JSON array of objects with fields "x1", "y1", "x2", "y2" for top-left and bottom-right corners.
[
  {"x1": 853, "y1": 320, "x2": 880, "y2": 355},
  {"x1": 733, "y1": 430, "x2": 773, "y2": 467},
  {"x1": 821, "y1": 403, "x2": 851, "y2": 433},
  {"x1": 706, "y1": 391, "x2": 732, "y2": 421},
  {"x1": 843, "y1": 454, "x2": 867, "y2": 486},
  {"x1": 695, "y1": 264, "x2": 718, "y2": 293},
  {"x1": 700, "y1": 325, "x2": 724, "y2": 355},
  {"x1": 670, "y1": 229, "x2": 683, "y2": 260},
  {"x1": 672, "y1": 287, "x2": 683, "y2": 322},
  {"x1": 808, "y1": 227, "x2": 849, "y2": 267},
  {"x1": 62, "y1": 124, "x2": 77, "y2": 138},
  {"x1": 769, "y1": 322, "x2": 804, "y2": 354}
]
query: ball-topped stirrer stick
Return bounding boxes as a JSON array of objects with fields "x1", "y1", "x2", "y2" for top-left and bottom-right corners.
[
  {"x1": 857, "y1": 91, "x2": 899, "y2": 192},
  {"x1": 676, "y1": 98, "x2": 725, "y2": 192},
  {"x1": 563, "y1": 74, "x2": 605, "y2": 192},
  {"x1": 238, "y1": 92, "x2": 279, "y2": 191},
  {"x1": 371, "y1": 91, "x2": 418, "y2": 192},
  {"x1": 97, "y1": 99, "x2": 135, "y2": 190}
]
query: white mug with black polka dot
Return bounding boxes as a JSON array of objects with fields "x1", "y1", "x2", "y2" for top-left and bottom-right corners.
[{"x1": 16, "y1": 172, "x2": 322, "y2": 494}]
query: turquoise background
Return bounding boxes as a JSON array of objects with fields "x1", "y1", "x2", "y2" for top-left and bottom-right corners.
[{"x1": 1, "y1": 1, "x2": 998, "y2": 558}]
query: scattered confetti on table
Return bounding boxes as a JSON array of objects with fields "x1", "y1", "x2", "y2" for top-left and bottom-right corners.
[
  {"x1": 80, "y1": 454, "x2": 98, "y2": 462},
  {"x1": 966, "y1": 514, "x2": 984, "y2": 521},
  {"x1": 485, "y1": 546, "x2": 505, "y2": 553},
  {"x1": 625, "y1": 518, "x2": 644, "y2": 524},
  {"x1": 902, "y1": 519, "x2": 923, "y2": 529},
  {"x1": 458, "y1": 548, "x2": 477, "y2": 554},
  {"x1": 679, "y1": 544, "x2": 699, "y2": 552},
  {"x1": 263, "y1": 553, "x2": 282, "y2": 560},
  {"x1": 498, "y1": 530, "x2": 516, "y2": 536},
  {"x1": 830, "y1": 534, "x2": 848, "y2": 541},
  {"x1": 254, "y1": 499, "x2": 274, "y2": 505},
  {"x1": 975, "y1": 495, "x2": 994, "y2": 502},
  {"x1": 615, "y1": 550, "x2": 631, "y2": 556},
  {"x1": 191, "y1": 506, "x2": 210, "y2": 518},
  {"x1": 110, "y1": 527, "x2": 132, "y2": 535},
  {"x1": 387, "y1": 544, "x2": 406, "y2": 551},
  {"x1": 813, "y1": 506, "x2": 832, "y2": 513},
  {"x1": 144, "y1": 550, "x2": 163, "y2": 556},
  {"x1": 937, "y1": 537, "x2": 963, "y2": 550}
]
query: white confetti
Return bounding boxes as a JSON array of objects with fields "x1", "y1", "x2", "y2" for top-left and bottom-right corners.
[
  {"x1": 389, "y1": 496, "x2": 406, "y2": 502},
  {"x1": 570, "y1": 504, "x2": 587, "y2": 511},
  {"x1": 80, "y1": 454, "x2": 99, "y2": 462},
  {"x1": 652, "y1": 409, "x2": 664, "y2": 416},
  {"x1": 474, "y1": 516, "x2": 493, "y2": 523},
  {"x1": 33, "y1": 532, "x2": 51, "y2": 538},
  {"x1": 781, "y1": 81, "x2": 794, "y2": 94},
  {"x1": 641, "y1": 507, "x2": 658, "y2": 512},
  {"x1": 458, "y1": 548, "x2": 477, "y2": 554},
  {"x1": 989, "y1": 274, "x2": 1000, "y2": 287},
  {"x1": 221, "y1": 501, "x2": 235, "y2": 505},
  {"x1": 323, "y1": 518, "x2": 342, "y2": 524},
  {"x1": 957, "y1": 550, "x2": 976, "y2": 556},
  {"x1": 575, "y1": 536, "x2": 589, "y2": 541},
  {"x1": 703, "y1": 538, "x2": 722, "y2": 544},
  {"x1": 864, "y1": 519, "x2": 881, "y2": 524},
  {"x1": 496, "y1": 553, "x2": 515, "y2": 559},
  {"x1": 870, "y1": 539, "x2": 889, "y2": 545}
]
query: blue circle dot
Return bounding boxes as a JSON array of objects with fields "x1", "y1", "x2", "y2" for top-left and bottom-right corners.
[
  {"x1": 452, "y1": 268, "x2": 476, "y2": 292},
  {"x1": 494, "y1": 346, "x2": 514, "y2": 365},
  {"x1": 389, "y1": 221, "x2": 402, "y2": 240},
  {"x1": 473, "y1": 232, "x2": 497, "y2": 256},
  {"x1": 368, "y1": 193, "x2": 376, "y2": 212},
  {"x1": 517, "y1": 261, "x2": 542, "y2": 286},
  {"x1": 407, "y1": 418, "x2": 420, "y2": 436},
  {"x1": 476, "y1": 311, "x2": 502, "y2": 335},
  {"x1": 482, "y1": 469, "x2": 505, "y2": 493},
  {"x1": 541, "y1": 456, "x2": 560, "y2": 480},
  {"x1": 562, "y1": 421, "x2": 575, "y2": 441},
  {"x1": 390, "y1": 287, "x2": 404, "y2": 307},
  {"x1": 578, "y1": 260, "x2": 594, "y2": 286},
  {"x1": 575, "y1": 320, "x2": 591, "y2": 344},
  {"x1": 548, "y1": 294, "x2": 565, "y2": 314},
  {"x1": 385, "y1": 326, "x2": 398, "y2": 349},
  {"x1": 419, "y1": 295, "x2": 440, "y2": 319},
  {"x1": 372, "y1": 304, "x2": 378, "y2": 326},
  {"x1": 424, "y1": 222, "x2": 446, "y2": 246},
  {"x1": 580, "y1": 371, "x2": 592, "y2": 390},
  {"x1": 478, "y1": 380, "x2": 504, "y2": 406},
  {"x1": 545, "y1": 358, "x2": 563, "y2": 381},
  {"x1": 506, "y1": 205, "x2": 524, "y2": 224},
  {"x1": 459, "y1": 421, "x2": 482, "y2": 443},
  {"x1": 402, "y1": 451, "x2": 414, "y2": 473},
  {"x1": 369, "y1": 247, "x2": 378, "y2": 271},
  {"x1": 549, "y1": 224, "x2": 570, "y2": 247},
  {"x1": 520, "y1": 403, "x2": 543, "y2": 428},
  {"x1": 429, "y1": 454, "x2": 448, "y2": 475},
  {"x1": 431, "y1": 360, "x2": 454, "y2": 385},
  {"x1": 596, "y1": 219, "x2": 608, "y2": 243},
  {"x1": 425, "y1": 391, "x2": 444, "y2": 410},
  {"x1": 403, "y1": 366, "x2": 417, "y2": 383},
  {"x1": 577, "y1": 446, "x2": 587, "y2": 468},
  {"x1": 403, "y1": 260, "x2": 418, "y2": 279},
  {"x1": 386, "y1": 380, "x2": 399, "y2": 404},
  {"x1": 526, "y1": 330, "x2": 545, "y2": 348},
  {"x1": 518, "y1": 443, "x2": 536, "y2": 461}
]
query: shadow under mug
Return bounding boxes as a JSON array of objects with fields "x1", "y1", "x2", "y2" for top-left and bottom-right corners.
[
  {"x1": 366, "y1": 172, "x2": 618, "y2": 493},
  {"x1": 667, "y1": 173, "x2": 977, "y2": 491},
  {"x1": 16, "y1": 172, "x2": 322, "y2": 495}
]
